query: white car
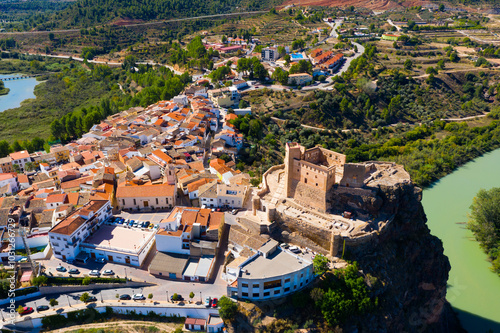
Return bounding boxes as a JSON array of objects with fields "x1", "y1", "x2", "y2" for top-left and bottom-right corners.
[
  {"x1": 89, "y1": 270, "x2": 100, "y2": 276},
  {"x1": 102, "y1": 270, "x2": 114, "y2": 276},
  {"x1": 133, "y1": 294, "x2": 146, "y2": 300}
]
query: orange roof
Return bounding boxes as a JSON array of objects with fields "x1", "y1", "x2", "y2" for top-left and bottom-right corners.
[
  {"x1": 9, "y1": 150, "x2": 30, "y2": 161},
  {"x1": 152, "y1": 149, "x2": 172, "y2": 163},
  {"x1": 50, "y1": 200, "x2": 109, "y2": 236},
  {"x1": 187, "y1": 178, "x2": 214, "y2": 193},
  {"x1": 116, "y1": 183, "x2": 175, "y2": 198},
  {"x1": 46, "y1": 193, "x2": 67, "y2": 204}
]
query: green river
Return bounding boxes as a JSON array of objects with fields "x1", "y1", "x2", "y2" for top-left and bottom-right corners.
[{"x1": 422, "y1": 149, "x2": 500, "y2": 333}]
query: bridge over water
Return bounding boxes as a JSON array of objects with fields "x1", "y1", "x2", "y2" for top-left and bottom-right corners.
[{"x1": 0, "y1": 74, "x2": 39, "y2": 81}]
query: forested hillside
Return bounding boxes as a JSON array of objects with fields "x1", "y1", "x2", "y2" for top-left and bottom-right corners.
[{"x1": 20, "y1": 0, "x2": 282, "y2": 30}]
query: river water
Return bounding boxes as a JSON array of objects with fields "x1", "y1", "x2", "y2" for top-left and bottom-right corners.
[
  {"x1": 422, "y1": 149, "x2": 500, "y2": 332},
  {"x1": 0, "y1": 74, "x2": 40, "y2": 112}
]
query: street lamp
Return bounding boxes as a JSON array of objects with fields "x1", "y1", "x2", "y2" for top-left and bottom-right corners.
[
  {"x1": 0, "y1": 309, "x2": 5, "y2": 321},
  {"x1": 166, "y1": 291, "x2": 169, "y2": 303},
  {"x1": 100, "y1": 291, "x2": 103, "y2": 303},
  {"x1": 67, "y1": 295, "x2": 71, "y2": 307},
  {"x1": 200, "y1": 291, "x2": 202, "y2": 303},
  {"x1": 34, "y1": 301, "x2": 37, "y2": 312}
]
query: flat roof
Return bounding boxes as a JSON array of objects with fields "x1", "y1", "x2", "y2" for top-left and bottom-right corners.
[
  {"x1": 83, "y1": 225, "x2": 153, "y2": 252},
  {"x1": 149, "y1": 252, "x2": 189, "y2": 275},
  {"x1": 241, "y1": 248, "x2": 311, "y2": 279},
  {"x1": 194, "y1": 256, "x2": 214, "y2": 277},
  {"x1": 183, "y1": 259, "x2": 198, "y2": 277}
]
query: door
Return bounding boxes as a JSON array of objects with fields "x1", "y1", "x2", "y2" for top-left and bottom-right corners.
[
  {"x1": 107, "y1": 255, "x2": 113, "y2": 262},
  {"x1": 125, "y1": 258, "x2": 131, "y2": 264},
  {"x1": 144, "y1": 201, "x2": 149, "y2": 207},
  {"x1": 91, "y1": 252, "x2": 96, "y2": 259},
  {"x1": 62, "y1": 255, "x2": 66, "y2": 260}
]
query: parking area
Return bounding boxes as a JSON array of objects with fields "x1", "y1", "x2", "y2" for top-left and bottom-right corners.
[{"x1": 115, "y1": 211, "x2": 172, "y2": 224}]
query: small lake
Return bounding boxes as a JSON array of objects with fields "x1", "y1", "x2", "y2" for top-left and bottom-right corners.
[
  {"x1": 423, "y1": 149, "x2": 500, "y2": 332},
  {"x1": 0, "y1": 74, "x2": 41, "y2": 112}
]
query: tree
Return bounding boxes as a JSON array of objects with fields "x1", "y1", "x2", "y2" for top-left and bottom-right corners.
[
  {"x1": 239, "y1": 100, "x2": 249, "y2": 108},
  {"x1": 148, "y1": 293, "x2": 153, "y2": 299},
  {"x1": 189, "y1": 291, "x2": 195, "y2": 302},
  {"x1": 48, "y1": 33, "x2": 55, "y2": 41},
  {"x1": 467, "y1": 188, "x2": 500, "y2": 275},
  {"x1": 50, "y1": 119, "x2": 65, "y2": 139},
  {"x1": 404, "y1": 59, "x2": 413, "y2": 71},
  {"x1": 82, "y1": 276, "x2": 91, "y2": 285},
  {"x1": 313, "y1": 254, "x2": 329, "y2": 275},
  {"x1": 80, "y1": 292, "x2": 90, "y2": 302},
  {"x1": 32, "y1": 275, "x2": 48, "y2": 286},
  {"x1": 449, "y1": 51, "x2": 459, "y2": 63},
  {"x1": 439, "y1": 3, "x2": 445, "y2": 11},
  {"x1": 0, "y1": 140, "x2": 11, "y2": 158},
  {"x1": 437, "y1": 59, "x2": 445, "y2": 70},
  {"x1": 49, "y1": 298, "x2": 58, "y2": 307},
  {"x1": 172, "y1": 293, "x2": 179, "y2": 301},
  {"x1": 218, "y1": 296, "x2": 237, "y2": 320},
  {"x1": 17, "y1": 305, "x2": 24, "y2": 314}
]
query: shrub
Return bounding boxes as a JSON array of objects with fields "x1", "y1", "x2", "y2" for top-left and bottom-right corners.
[
  {"x1": 49, "y1": 298, "x2": 58, "y2": 307},
  {"x1": 148, "y1": 293, "x2": 153, "y2": 299}
]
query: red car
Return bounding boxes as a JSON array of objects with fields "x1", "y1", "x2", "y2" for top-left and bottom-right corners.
[
  {"x1": 20, "y1": 307, "x2": 34, "y2": 315},
  {"x1": 211, "y1": 298, "x2": 218, "y2": 308}
]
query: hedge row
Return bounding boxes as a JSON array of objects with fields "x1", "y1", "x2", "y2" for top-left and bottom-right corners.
[{"x1": 46, "y1": 277, "x2": 126, "y2": 285}]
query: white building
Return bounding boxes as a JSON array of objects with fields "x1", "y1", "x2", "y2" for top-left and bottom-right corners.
[
  {"x1": 226, "y1": 240, "x2": 314, "y2": 301},
  {"x1": 49, "y1": 200, "x2": 112, "y2": 262},
  {"x1": 0, "y1": 173, "x2": 19, "y2": 195},
  {"x1": 261, "y1": 47, "x2": 279, "y2": 61},
  {"x1": 9, "y1": 150, "x2": 31, "y2": 172}
]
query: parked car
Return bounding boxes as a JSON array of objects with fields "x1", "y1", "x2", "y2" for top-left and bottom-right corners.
[
  {"x1": 94, "y1": 258, "x2": 105, "y2": 263},
  {"x1": 231, "y1": 209, "x2": 238, "y2": 215},
  {"x1": 133, "y1": 294, "x2": 146, "y2": 300},
  {"x1": 143, "y1": 221, "x2": 150, "y2": 228},
  {"x1": 204, "y1": 296, "x2": 212, "y2": 307},
  {"x1": 19, "y1": 307, "x2": 34, "y2": 315},
  {"x1": 153, "y1": 224, "x2": 159, "y2": 229},
  {"x1": 68, "y1": 268, "x2": 80, "y2": 274},
  {"x1": 211, "y1": 298, "x2": 218, "y2": 308},
  {"x1": 148, "y1": 224, "x2": 154, "y2": 229},
  {"x1": 66, "y1": 259, "x2": 74, "y2": 264},
  {"x1": 133, "y1": 222, "x2": 139, "y2": 228},
  {"x1": 117, "y1": 218, "x2": 124, "y2": 225},
  {"x1": 36, "y1": 305, "x2": 49, "y2": 312},
  {"x1": 85, "y1": 296, "x2": 97, "y2": 303},
  {"x1": 170, "y1": 294, "x2": 184, "y2": 301},
  {"x1": 18, "y1": 257, "x2": 28, "y2": 263},
  {"x1": 119, "y1": 294, "x2": 131, "y2": 300},
  {"x1": 89, "y1": 270, "x2": 100, "y2": 276},
  {"x1": 102, "y1": 270, "x2": 114, "y2": 276},
  {"x1": 56, "y1": 266, "x2": 67, "y2": 272}
]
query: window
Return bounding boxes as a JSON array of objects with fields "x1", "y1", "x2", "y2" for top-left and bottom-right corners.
[
  {"x1": 50, "y1": 236, "x2": 54, "y2": 239},
  {"x1": 122, "y1": 199, "x2": 125, "y2": 205},
  {"x1": 242, "y1": 283, "x2": 248, "y2": 288},
  {"x1": 57, "y1": 237, "x2": 61, "y2": 240},
  {"x1": 284, "y1": 287, "x2": 290, "y2": 292},
  {"x1": 253, "y1": 284, "x2": 259, "y2": 289},
  {"x1": 274, "y1": 290, "x2": 280, "y2": 295},
  {"x1": 263, "y1": 292, "x2": 270, "y2": 297},
  {"x1": 284, "y1": 278, "x2": 290, "y2": 283},
  {"x1": 264, "y1": 280, "x2": 281, "y2": 290},
  {"x1": 133, "y1": 199, "x2": 136, "y2": 205},
  {"x1": 300, "y1": 283, "x2": 303, "y2": 287},
  {"x1": 156, "y1": 198, "x2": 159, "y2": 205},
  {"x1": 242, "y1": 292, "x2": 248, "y2": 297},
  {"x1": 52, "y1": 242, "x2": 59, "y2": 247},
  {"x1": 252, "y1": 293, "x2": 259, "y2": 298}
]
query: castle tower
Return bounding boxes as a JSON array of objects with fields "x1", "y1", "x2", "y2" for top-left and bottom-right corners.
[{"x1": 284, "y1": 142, "x2": 303, "y2": 198}]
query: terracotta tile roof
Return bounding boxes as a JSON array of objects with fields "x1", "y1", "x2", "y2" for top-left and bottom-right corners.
[
  {"x1": 46, "y1": 193, "x2": 67, "y2": 204},
  {"x1": 50, "y1": 200, "x2": 108, "y2": 236},
  {"x1": 116, "y1": 183, "x2": 175, "y2": 198},
  {"x1": 9, "y1": 150, "x2": 30, "y2": 161}
]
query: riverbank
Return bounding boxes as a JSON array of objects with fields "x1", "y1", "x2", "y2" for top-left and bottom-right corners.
[
  {"x1": 0, "y1": 87, "x2": 9, "y2": 95},
  {"x1": 423, "y1": 148, "x2": 500, "y2": 333}
]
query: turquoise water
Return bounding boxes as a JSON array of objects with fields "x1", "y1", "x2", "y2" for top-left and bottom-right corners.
[
  {"x1": 0, "y1": 74, "x2": 40, "y2": 112},
  {"x1": 291, "y1": 53, "x2": 304, "y2": 59},
  {"x1": 422, "y1": 149, "x2": 500, "y2": 332}
]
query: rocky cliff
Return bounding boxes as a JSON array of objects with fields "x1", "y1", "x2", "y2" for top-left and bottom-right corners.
[
  {"x1": 267, "y1": 181, "x2": 465, "y2": 332},
  {"x1": 343, "y1": 182, "x2": 465, "y2": 332}
]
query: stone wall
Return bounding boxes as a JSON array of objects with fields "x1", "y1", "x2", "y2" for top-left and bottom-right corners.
[{"x1": 290, "y1": 179, "x2": 329, "y2": 213}]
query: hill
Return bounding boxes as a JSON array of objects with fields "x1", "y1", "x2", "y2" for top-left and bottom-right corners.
[{"x1": 29, "y1": 0, "x2": 281, "y2": 30}]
